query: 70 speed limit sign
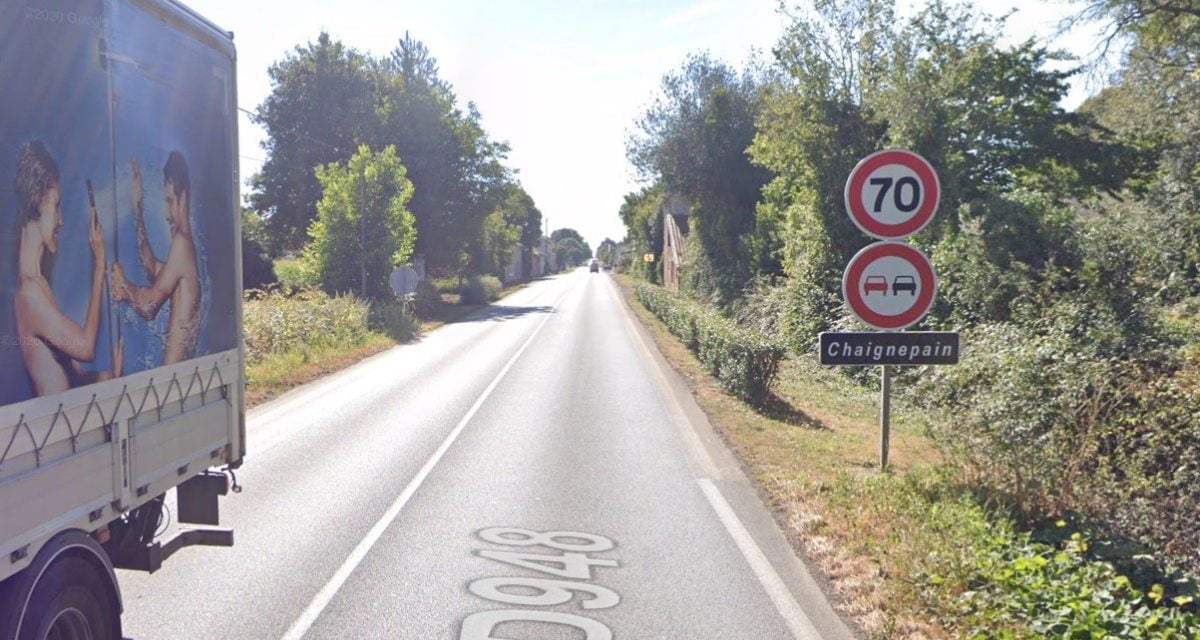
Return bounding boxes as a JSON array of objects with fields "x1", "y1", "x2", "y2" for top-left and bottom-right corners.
[{"x1": 843, "y1": 149, "x2": 940, "y2": 240}]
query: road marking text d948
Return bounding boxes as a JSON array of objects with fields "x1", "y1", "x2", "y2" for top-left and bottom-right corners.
[{"x1": 460, "y1": 527, "x2": 621, "y2": 640}]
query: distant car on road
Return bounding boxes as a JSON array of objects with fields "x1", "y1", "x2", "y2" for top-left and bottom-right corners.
[
  {"x1": 864, "y1": 275, "x2": 888, "y2": 296},
  {"x1": 589, "y1": 259, "x2": 600, "y2": 273},
  {"x1": 893, "y1": 275, "x2": 917, "y2": 295}
]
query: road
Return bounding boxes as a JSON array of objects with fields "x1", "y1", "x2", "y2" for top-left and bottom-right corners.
[{"x1": 119, "y1": 270, "x2": 857, "y2": 640}]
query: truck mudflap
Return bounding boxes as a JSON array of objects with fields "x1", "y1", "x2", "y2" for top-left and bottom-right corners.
[{"x1": 106, "y1": 474, "x2": 235, "y2": 574}]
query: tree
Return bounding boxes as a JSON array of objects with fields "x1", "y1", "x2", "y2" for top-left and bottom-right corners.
[
  {"x1": 596, "y1": 238, "x2": 618, "y2": 265},
  {"x1": 553, "y1": 238, "x2": 591, "y2": 268},
  {"x1": 377, "y1": 34, "x2": 513, "y2": 277},
  {"x1": 1072, "y1": 0, "x2": 1200, "y2": 295},
  {"x1": 629, "y1": 53, "x2": 772, "y2": 304},
  {"x1": 249, "y1": 32, "x2": 528, "y2": 278},
  {"x1": 879, "y1": 5, "x2": 1137, "y2": 211},
  {"x1": 749, "y1": 0, "x2": 894, "y2": 334},
  {"x1": 250, "y1": 33, "x2": 377, "y2": 251},
  {"x1": 486, "y1": 185, "x2": 543, "y2": 279},
  {"x1": 550, "y1": 228, "x2": 592, "y2": 267},
  {"x1": 617, "y1": 185, "x2": 665, "y2": 283},
  {"x1": 303, "y1": 145, "x2": 416, "y2": 299}
]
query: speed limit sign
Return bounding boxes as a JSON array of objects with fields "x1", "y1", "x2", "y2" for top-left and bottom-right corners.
[{"x1": 843, "y1": 149, "x2": 940, "y2": 240}]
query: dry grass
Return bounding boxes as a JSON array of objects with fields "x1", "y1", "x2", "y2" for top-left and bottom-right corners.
[
  {"x1": 244, "y1": 332, "x2": 397, "y2": 406},
  {"x1": 615, "y1": 275, "x2": 951, "y2": 639}
]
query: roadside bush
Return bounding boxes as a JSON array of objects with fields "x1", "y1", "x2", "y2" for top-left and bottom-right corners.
[
  {"x1": 429, "y1": 277, "x2": 462, "y2": 295},
  {"x1": 274, "y1": 258, "x2": 317, "y2": 289},
  {"x1": 369, "y1": 297, "x2": 419, "y2": 341},
  {"x1": 460, "y1": 275, "x2": 503, "y2": 305},
  {"x1": 911, "y1": 301, "x2": 1149, "y2": 514},
  {"x1": 1082, "y1": 358, "x2": 1200, "y2": 573},
  {"x1": 931, "y1": 192, "x2": 1080, "y2": 327},
  {"x1": 411, "y1": 280, "x2": 442, "y2": 319},
  {"x1": 243, "y1": 288, "x2": 371, "y2": 364},
  {"x1": 635, "y1": 282, "x2": 784, "y2": 402},
  {"x1": 909, "y1": 286, "x2": 1200, "y2": 576}
]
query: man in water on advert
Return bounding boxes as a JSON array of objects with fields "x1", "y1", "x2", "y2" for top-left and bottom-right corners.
[
  {"x1": 12, "y1": 140, "x2": 122, "y2": 396},
  {"x1": 111, "y1": 153, "x2": 201, "y2": 365}
]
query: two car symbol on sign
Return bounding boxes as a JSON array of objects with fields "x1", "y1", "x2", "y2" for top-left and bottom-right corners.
[{"x1": 863, "y1": 275, "x2": 917, "y2": 296}]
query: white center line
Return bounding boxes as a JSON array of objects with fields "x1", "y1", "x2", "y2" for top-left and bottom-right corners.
[
  {"x1": 698, "y1": 479, "x2": 825, "y2": 640},
  {"x1": 279, "y1": 281, "x2": 573, "y2": 640}
]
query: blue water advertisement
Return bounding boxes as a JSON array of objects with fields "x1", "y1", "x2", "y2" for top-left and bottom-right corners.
[{"x1": 0, "y1": 0, "x2": 238, "y2": 405}]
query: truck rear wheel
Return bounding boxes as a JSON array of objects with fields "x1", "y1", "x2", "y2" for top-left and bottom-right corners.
[
  {"x1": 19, "y1": 557, "x2": 115, "y2": 640},
  {"x1": 0, "y1": 532, "x2": 122, "y2": 640}
]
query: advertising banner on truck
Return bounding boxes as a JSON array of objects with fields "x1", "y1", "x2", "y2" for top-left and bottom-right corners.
[{"x1": 0, "y1": 0, "x2": 238, "y2": 406}]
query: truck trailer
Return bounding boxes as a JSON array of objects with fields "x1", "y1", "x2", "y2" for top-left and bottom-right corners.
[{"x1": 0, "y1": 1, "x2": 244, "y2": 637}]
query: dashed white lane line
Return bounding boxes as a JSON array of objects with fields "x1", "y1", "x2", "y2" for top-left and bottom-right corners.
[
  {"x1": 698, "y1": 479, "x2": 825, "y2": 640},
  {"x1": 278, "y1": 284, "x2": 573, "y2": 640}
]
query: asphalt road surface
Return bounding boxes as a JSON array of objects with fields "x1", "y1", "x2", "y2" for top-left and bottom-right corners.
[{"x1": 119, "y1": 270, "x2": 858, "y2": 640}]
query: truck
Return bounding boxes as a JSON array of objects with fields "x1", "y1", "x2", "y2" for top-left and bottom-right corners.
[{"x1": 0, "y1": 1, "x2": 244, "y2": 638}]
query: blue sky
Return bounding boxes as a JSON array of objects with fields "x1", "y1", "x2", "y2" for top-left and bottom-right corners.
[{"x1": 183, "y1": 0, "x2": 1108, "y2": 251}]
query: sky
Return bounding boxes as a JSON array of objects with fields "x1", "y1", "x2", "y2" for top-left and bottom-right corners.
[{"x1": 182, "y1": 0, "x2": 1110, "y2": 251}]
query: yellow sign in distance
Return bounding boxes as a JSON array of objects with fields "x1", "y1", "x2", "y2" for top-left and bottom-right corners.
[{"x1": 643, "y1": 253, "x2": 655, "y2": 263}]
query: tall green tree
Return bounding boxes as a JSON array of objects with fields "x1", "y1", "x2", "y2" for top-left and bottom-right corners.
[
  {"x1": 304, "y1": 145, "x2": 416, "y2": 299},
  {"x1": 250, "y1": 33, "x2": 377, "y2": 251},
  {"x1": 1073, "y1": 0, "x2": 1200, "y2": 293},
  {"x1": 550, "y1": 228, "x2": 592, "y2": 267},
  {"x1": 479, "y1": 185, "x2": 542, "y2": 278},
  {"x1": 249, "y1": 32, "x2": 526, "y2": 280},
  {"x1": 377, "y1": 34, "x2": 513, "y2": 277},
  {"x1": 629, "y1": 53, "x2": 772, "y2": 304},
  {"x1": 750, "y1": 0, "x2": 893, "y2": 333}
]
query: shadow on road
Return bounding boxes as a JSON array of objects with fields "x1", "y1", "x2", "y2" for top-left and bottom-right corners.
[{"x1": 457, "y1": 304, "x2": 556, "y2": 323}]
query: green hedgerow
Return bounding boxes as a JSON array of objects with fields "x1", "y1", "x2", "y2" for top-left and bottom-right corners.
[{"x1": 635, "y1": 282, "x2": 784, "y2": 402}]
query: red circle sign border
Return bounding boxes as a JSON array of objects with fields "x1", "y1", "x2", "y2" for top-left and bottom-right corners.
[
  {"x1": 843, "y1": 149, "x2": 940, "y2": 240},
  {"x1": 841, "y1": 241, "x2": 937, "y2": 331}
]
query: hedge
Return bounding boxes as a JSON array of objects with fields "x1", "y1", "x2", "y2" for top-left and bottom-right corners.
[{"x1": 635, "y1": 282, "x2": 784, "y2": 402}]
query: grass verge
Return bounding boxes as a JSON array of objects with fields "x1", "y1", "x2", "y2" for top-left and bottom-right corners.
[
  {"x1": 245, "y1": 332, "x2": 396, "y2": 406},
  {"x1": 243, "y1": 280, "x2": 532, "y2": 407},
  {"x1": 615, "y1": 275, "x2": 1200, "y2": 640}
]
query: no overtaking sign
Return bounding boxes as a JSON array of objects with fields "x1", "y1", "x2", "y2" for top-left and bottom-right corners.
[{"x1": 841, "y1": 241, "x2": 937, "y2": 331}]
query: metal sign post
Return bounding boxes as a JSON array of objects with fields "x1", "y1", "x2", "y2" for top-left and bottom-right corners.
[{"x1": 880, "y1": 365, "x2": 891, "y2": 470}]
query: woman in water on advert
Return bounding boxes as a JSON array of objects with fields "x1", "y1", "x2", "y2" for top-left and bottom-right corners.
[{"x1": 12, "y1": 140, "x2": 121, "y2": 396}]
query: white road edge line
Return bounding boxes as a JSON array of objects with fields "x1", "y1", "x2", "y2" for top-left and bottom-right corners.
[
  {"x1": 601, "y1": 276, "x2": 722, "y2": 477},
  {"x1": 279, "y1": 282, "x2": 574, "y2": 640},
  {"x1": 698, "y1": 479, "x2": 825, "y2": 640}
]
